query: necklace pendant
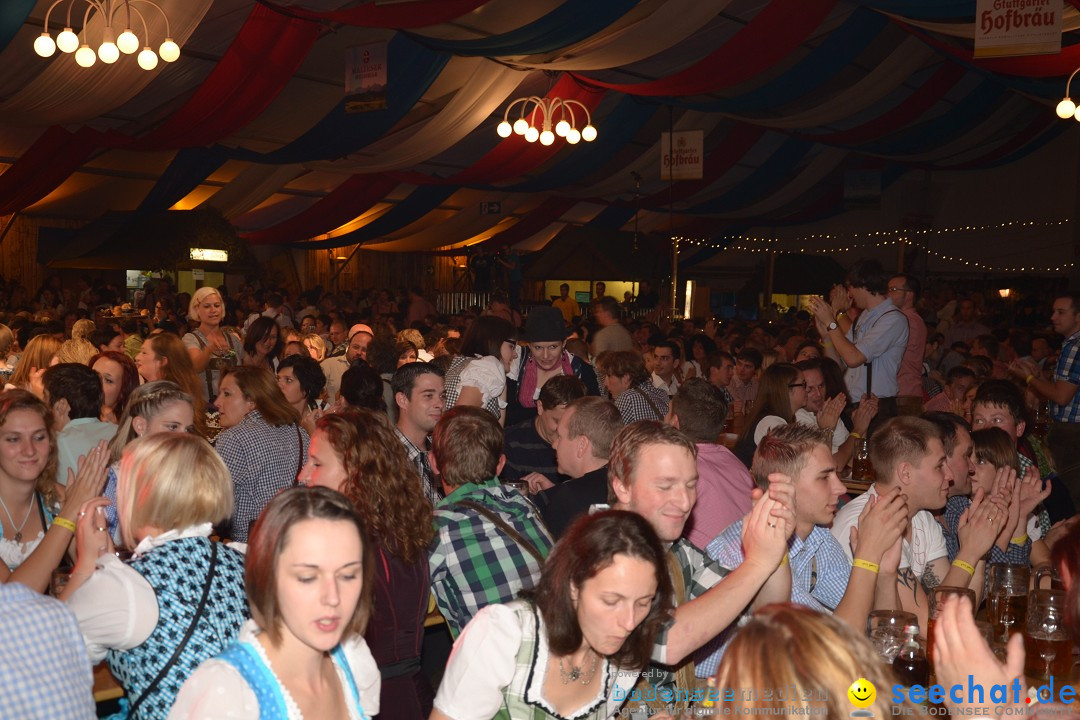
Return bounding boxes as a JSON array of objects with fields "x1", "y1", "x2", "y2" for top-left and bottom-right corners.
[
  {"x1": 567, "y1": 667, "x2": 581, "y2": 682},
  {"x1": 13, "y1": 531, "x2": 21, "y2": 542}
]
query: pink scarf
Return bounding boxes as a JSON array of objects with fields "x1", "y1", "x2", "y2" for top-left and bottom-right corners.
[{"x1": 518, "y1": 351, "x2": 575, "y2": 408}]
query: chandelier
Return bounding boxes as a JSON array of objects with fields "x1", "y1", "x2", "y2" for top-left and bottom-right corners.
[
  {"x1": 496, "y1": 96, "x2": 597, "y2": 146},
  {"x1": 1055, "y1": 67, "x2": 1080, "y2": 121},
  {"x1": 34, "y1": 0, "x2": 180, "y2": 70}
]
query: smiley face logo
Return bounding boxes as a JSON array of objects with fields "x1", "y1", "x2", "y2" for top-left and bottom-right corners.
[{"x1": 847, "y1": 677, "x2": 876, "y2": 709}]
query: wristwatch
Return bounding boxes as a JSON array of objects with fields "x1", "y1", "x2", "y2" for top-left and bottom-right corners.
[{"x1": 827, "y1": 320, "x2": 838, "y2": 332}]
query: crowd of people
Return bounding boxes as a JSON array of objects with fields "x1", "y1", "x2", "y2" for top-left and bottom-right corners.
[{"x1": 0, "y1": 262, "x2": 1079, "y2": 719}]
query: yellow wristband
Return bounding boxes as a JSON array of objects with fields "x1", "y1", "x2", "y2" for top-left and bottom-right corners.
[
  {"x1": 853, "y1": 558, "x2": 880, "y2": 574},
  {"x1": 850, "y1": 431, "x2": 863, "y2": 440},
  {"x1": 1010, "y1": 535, "x2": 1028, "y2": 545},
  {"x1": 952, "y1": 558, "x2": 975, "y2": 575},
  {"x1": 779, "y1": 554, "x2": 789, "y2": 567},
  {"x1": 51, "y1": 516, "x2": 76, "y2": 533},
  {"x1": 1026, "y1": 374, "x2": 1035, "y2": 385}
]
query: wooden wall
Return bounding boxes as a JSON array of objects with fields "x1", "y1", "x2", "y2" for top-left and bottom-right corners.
[
  {"x1": 299, "y1": 245, "x2": 467, "y2": 295},
  {"x1": 0, "y1": 214, "x2": 80, "y2": 292}
]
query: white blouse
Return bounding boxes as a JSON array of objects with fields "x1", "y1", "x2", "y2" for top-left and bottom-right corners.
[
  {"x1": 460, "y1": 355, "x2": 509, "y2": 407},
  {"x1": 66, "y1": 523, "x2": 220, "y2": 663},
  {"x1": 434, "y1": 603, "x2": 640, "y2": 720},
  {"x1": 169, "y1": 620, "x2": 381, "y2": 720}
]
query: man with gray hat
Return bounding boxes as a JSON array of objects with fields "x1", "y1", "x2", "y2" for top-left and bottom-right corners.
[{"x1": 505, "y1": 305, "x2": 600, "y2": 426}]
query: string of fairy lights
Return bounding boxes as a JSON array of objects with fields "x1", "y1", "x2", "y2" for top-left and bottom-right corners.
[{"x1": 670, "y1": 219, "x2": 1074, "y2": 273}]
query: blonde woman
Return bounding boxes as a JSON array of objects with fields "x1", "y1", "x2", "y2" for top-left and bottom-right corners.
[
  {"x1": 303, "y1": 333, "x2": 326, "y2": 362},
  {"x1": 715, "y1": 604, "x2": 915, "y2": 717},
  {"x1": 183, "y1": 287, "x2": 243, "y2": 405},
  {"x1": 63, "y1": 433, "x2": 247, "y2": 718},
  {"x1": 7, "y1": 335, "x2": 60, "y2": 397}
]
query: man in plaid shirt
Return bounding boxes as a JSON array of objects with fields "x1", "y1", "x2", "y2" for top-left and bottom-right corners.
[{"x1": 428, "y1": 406, "x2": 553, "y2": 637}]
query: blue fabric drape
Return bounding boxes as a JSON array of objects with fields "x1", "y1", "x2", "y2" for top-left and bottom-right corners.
[
  {"x1": 587, "y1": 206, "x2": 637, "y2": 230},
  {"x1": 0, "y1": 0, "x2": 36, "y2": 55},
  {"x1": 687, "y1": 137, "x2": 814, "y2": 214},
  {"x1": 854, "y1": 0, "x2": 974, "y2": 20},
  {"x1": 137, "y1": 148, "x2": 227, "y2": 214},
  {"x1": 404, "y1": 0, "x2": 640, "y2": 56},
  {"x1": 234, "y1": 35, "x2": 449, "y2": 164},
  {"x1": 291, "y1": 185, "x2": 457, "y2": 249}
]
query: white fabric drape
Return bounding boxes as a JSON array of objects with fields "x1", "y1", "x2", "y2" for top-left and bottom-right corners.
[
  {"x1": 201, "y1": 163, "x2": 305, "y2": 219},
  {"x1": 0, "y1": 0, "x2": 214, "y2": 126},
  {"x1": 716, "y1": 147, "x2": 848, "y2": 219},
  {"x1": 306, "y1": 58, "x2": 524, "y2": 173}
]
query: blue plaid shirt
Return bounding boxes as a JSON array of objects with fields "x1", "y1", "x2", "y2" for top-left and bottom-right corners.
[
  {"x1": 1051, "y1": 330, "x2": 1080, "y2": 422},
  {"x1": 0, "y1": 583, "x2": 95, "y2": 719},
  {"x1": 694, "y1": 520, "x2": 850, "y2": 677}
]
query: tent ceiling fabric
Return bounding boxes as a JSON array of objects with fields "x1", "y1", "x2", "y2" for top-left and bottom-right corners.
[{"x1": 0, "y1": 0, "x2": 1074, "y2": 258}]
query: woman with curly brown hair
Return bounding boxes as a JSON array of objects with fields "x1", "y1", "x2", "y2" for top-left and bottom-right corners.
[{"x1": 298, "y1": 408, "x2": 434, "y2": 720}]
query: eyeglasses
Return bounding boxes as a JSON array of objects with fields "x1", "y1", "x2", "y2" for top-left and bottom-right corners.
[
  {"x1": 788, "y1": 382, "x2": 807, "y2": 389},
  {"x1": 888, "y1": 286, "x2": 910, "y2": 293}
]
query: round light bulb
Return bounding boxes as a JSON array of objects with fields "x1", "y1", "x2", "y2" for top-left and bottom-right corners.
[
  {"x1": 117, "y1": 29, "x2": 139, "y2": 55},
  {"x1": 554, "y1": 120, "x2": 570, "y2": 137},
  {"x1": 496, "y1": 120, "x2": 512, "y2": 138},
  {"x1": 1058, "y1": 98, "x2": 1077, "y2": 119},
  {"x1": 34, "y1": 33, "x2": 56, "y2": 57},
  {"x1": 98, "y1": 41, "x2": 119, "y2": 64},
  {"x1": 512, "y1": 118, "x2": 528, "y2": 135},
  {"x1": 540, "y1": 130, "x2": 555, "y2": 146},
  {"x1": 159, "y1": 38, "x2": 180, "y2": 63},
  {"x1": 524, "y1": 126, "x2": 539, "y2": 143},
  {"x1": 566, "y1": 128, "x2": 581, "y2": 144},
  {"x1": 138, "y1": 47, "x2": 158, "y2": 70},
  {"x1": 75, "y1": 44, "x2": 96, "y2": 67},
  {"x1": 581, "y1": 125, "x2": 597, "y2": 142},
  {"x1": 1074, "y1": 107, "x2": 1080, "y2": 123},
  {"x1": 56, "y1": 27, "x2": 79, "y2": 53}
]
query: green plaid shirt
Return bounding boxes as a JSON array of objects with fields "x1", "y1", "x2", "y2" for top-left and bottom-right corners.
[{"x1": 429, "y1": 479, "x2": 553, "y2": 637}]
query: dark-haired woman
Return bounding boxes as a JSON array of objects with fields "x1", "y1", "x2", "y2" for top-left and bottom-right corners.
[
  {"x1": 242, "y1": 316, "x2": 282, "y2": 373},
  {"x1": 430, "y1": 510, "x2": 673, "y2": 720},
  {"x1": 299, "y1": 409, "x2": 434, "y2": 720},
  {"x1": 276, "y1": 354, "x2": 327, "y2": 437},
  {"x1": 90, "y1": 351, "x2": 138, "y2": 424},
  {"x1": 443, "y1": 315, "x2": 517, "y2": 425},
  {"x1": 733, "y1": 363, "x2": 807, "y2": 467}
]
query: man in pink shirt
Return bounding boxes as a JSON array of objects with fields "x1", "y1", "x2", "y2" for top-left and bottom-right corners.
[
  {"x1": 666, "y1": 378, "x2": 754, "y2": 550},
  {"x1": 888, "y1": 273, "x2": 927, "y2": 416}
]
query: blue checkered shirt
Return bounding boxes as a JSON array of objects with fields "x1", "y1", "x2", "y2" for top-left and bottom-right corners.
[
  {"x1": 215, "y1": 410, "x2": 309, "y2": 542},
  {"x1": 429, "y1": 479, "x2": 553, "y2": 637},
  {"x1": 1052, "y1": 330, "x2": 1080, "y2": 422},
  {"x1": 694, "y1": 520, "x2": 851, "y2": 678},
  {"x1": 614, "y1": 381, "x2": 670, "y2": 424},
  {"x1": 0, "y1": 583, "x2": 95, "y2": 719}
]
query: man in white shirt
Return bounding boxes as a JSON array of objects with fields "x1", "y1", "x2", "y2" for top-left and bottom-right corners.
[
  {"x1": 830, "y1": 416, "x2": 999, "y2": 628},
  {"x1": 320, "y1": 329, "x2": 372, "y2": 404},
  {"x1": 43, "y1": 364, "x2": 117, "y2": 486},
  {"x1": 651, "y1": 341, "x2": 681, "y2": 397}
]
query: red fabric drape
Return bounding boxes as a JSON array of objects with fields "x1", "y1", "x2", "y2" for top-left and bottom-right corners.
[
  {"x1": 261, "y1": 0, "x2": 490, "y2": 28},
  {"x1": 119, "y1": 5, "x2": 321, "y2": 150},
  {"x1": 0, "y1": 127, "x2": 102, "y2": 215},
  {"x1": 569, "y1": 0, "x2": 837, "y2": 97},
  {"x1": 242, "y1": 174, "x2": 399, "y2": 245}
]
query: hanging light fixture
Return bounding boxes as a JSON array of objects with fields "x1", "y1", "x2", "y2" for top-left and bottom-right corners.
[
  {"x1": 496, "y1": 96, "x2": 597, "y2": 146},
  {"x1": 1056, "y1": 67, "x2": 1080, "y2": 120},
  {"x1": 34, "y1": 0, "x2": 180, "y2": 70}
]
